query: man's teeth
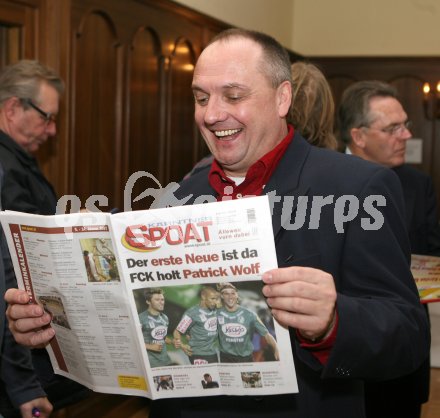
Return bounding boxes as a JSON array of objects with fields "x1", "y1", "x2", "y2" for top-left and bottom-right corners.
[{"x1": 215, "y1": 129, "x2": 240, "y2": 137}]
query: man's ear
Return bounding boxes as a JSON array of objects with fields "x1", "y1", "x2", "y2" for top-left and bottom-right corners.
[
  {"x1": 350, "y1": 127, "x2": 366, "y2": 149},
  {"x1": 2, "y1": 97, "x2": 21, "y2": 119},
  {"x1": 277, "y1": 80, "x2": 292, "y2": 118}
]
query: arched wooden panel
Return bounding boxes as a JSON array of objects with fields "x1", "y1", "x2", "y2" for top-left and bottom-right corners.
[
  {"x1": 125, "y1": 26, "x2": 163, "y2": 210},
  {"x1": 166, "y1": 37, "x2": 199, "y2": 183},
  {"x1": 71, "y1": 10, "x2": 121, "y2": 209}
]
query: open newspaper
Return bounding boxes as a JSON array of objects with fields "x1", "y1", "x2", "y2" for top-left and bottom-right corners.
[
  {"x1": 0, "y1": 196, "x2": 298, "y2": 400},
  {"x1": 411, "y1": 254, "x2": 440, "y2": 303}
]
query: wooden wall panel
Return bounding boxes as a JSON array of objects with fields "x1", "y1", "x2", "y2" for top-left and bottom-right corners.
[
  {"x1": 71, "y1": 10, "x2": 121, "y2": 209},
  {"x1": 0, "y1": 0, "x2": 230, "y2": 211},
  {"x1": 65, "y1": 0, "x2": 228, "y2": 210},
  {"x1": 166, "y1": 37, "x2": 198, "y2": 182},
  {"x1": 126, "y1": 27, "x2": 163, "y2": 210}
]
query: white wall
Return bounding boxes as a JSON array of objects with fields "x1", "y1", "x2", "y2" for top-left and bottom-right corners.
[
  {"x1": 292, "y1": 0, "x2": 440, "y2": 56},
  {"x1": 175, "y1": 0, "x2": 440, "y2": 56},
  {"x1": 174, "y1": 0, "x2": 294, "y2": 50}
]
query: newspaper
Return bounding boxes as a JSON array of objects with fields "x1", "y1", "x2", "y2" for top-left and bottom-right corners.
[
  {"x1": 0, "y1": 196, "x2": 298, "y2": 399},
  {"x1": 411, "y1": 254, "x2": 440, "y2": 303}
]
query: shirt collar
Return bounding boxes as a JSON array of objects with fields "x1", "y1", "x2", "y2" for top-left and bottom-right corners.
[{"x1": 208, "y1": 125, "x2": 294, "y2": 200}]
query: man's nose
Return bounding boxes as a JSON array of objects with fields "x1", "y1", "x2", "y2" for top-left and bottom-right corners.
[
  {"x1": 400, "y1": 127, "x2": 412, "y2": 141},
  {"x1": 203, "y1": 96, "x2": 227, "y2": 124},
  {"x1": 46, "y1": 121, "x2": 57, "y2": 137}
]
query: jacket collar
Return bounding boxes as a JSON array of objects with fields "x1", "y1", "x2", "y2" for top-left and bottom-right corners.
[
  {"x1": 176, "y1": 131, "x2": 312, "y2": 237},
  {"x1": 0, "y1": 130, "x2": 37, "y2": 168},
  {"x1": 264, "y1": 131, "x2": 311, "y2": 237}
]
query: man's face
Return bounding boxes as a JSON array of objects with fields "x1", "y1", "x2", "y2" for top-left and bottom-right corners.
[
  {"x1": 13, "y1": 82, "x2": 59, "y2": 153},
  {"x1": 148, "y1": 293, "x2": 165, "y2": 313},
  {"x1": 202, "y1": 291, "x2": 219, "y2": 310},
  {"x1": 221, "y1": 289, "x2": 238, "y2": 310},
  {"x1": 192, "y1": 37, "x2": 291, "y2": 177},
  {"x1": 356, "y1": 96, "x2": 411, "y2": 168}
]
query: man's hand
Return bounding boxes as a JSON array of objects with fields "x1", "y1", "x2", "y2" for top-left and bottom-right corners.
[
  {"x1": 5, "y1": 289, "x2": 55, "y2": 348},
  {"x1": 181, "y1": 343, "x2": 192, "y2": 356},
  {"x1": 19, "y1": 396, "x2": 52, "y2": 418},
  {"x1": 262, "y1": 267, "x2": 337, "y2": 341},
  {"x1": 145, "y1": 343, "x2": 163, "y2": 353}
]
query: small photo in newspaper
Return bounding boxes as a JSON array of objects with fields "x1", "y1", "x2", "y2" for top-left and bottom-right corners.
[
  {"x1": 79, "y1": 238, "x2": 120, "y2": 282},
  {"x1": 38, "y1": 295, "x2": 71, "y2": 330},
  {"x1": 132, "y1": 281, "x2": 278, "y2": 369}
]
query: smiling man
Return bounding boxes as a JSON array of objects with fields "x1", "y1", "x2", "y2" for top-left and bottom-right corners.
[
  {"x1": 5, "y1": 30, "x2": 431, "y2": 418},
  {"x1": 339, "y1": 80, "x2": 440, "y2": 418}
]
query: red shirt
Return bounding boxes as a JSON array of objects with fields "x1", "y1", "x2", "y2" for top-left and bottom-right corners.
[{"x1": 208, "y1": 125, "x2": 294, "y2": 200}]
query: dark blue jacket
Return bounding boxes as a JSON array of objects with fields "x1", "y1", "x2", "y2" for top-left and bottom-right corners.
[{"x1": 150, "y1": 132, "x2": 430, "y2": 418}]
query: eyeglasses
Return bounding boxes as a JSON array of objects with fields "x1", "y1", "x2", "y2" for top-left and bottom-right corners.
[
  {"x1": 363, "y1": 120, "x2": 412, "y2": 136},
  {"x1": 22, "y1": 98, "x2": 56, "y2": 124}
]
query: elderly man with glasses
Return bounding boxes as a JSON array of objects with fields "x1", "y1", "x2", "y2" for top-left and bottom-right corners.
[
  {"x1": 338, "y1": 79, "x2": 440, "y2": 418},
  {"x1": 0, "y1": 60, "x2": 89, "y2": 417},
  {"x1": 0, "y1": 60, "x2": 61, "y2": 215}
]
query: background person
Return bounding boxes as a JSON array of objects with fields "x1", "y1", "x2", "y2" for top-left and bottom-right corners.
[
  {"x1": 0, "y1": 60, "x2": 59, "y2": 214},
  {"x1": 0, "y1": 59, "x2": 89, "y2": 415},
  {"x1": 0, "y1": 162, "x2": 51, "y2": 418},
  {"x1": 289, "y1": 61, "x2": 338, "y2": 150},
  {"x1": 338, "y1": 79, "x2": 440, "y2": 418},
  {"x1": 173, "y1": 286, "x2": 219, "y2": 364}
]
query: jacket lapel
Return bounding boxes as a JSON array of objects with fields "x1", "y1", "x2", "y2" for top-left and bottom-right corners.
[{"x1": 264, "y1": 132, "x2": 311, "y2": 238}]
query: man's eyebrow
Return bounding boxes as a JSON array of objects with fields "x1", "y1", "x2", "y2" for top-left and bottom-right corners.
[
  {"x1": 191, "y1": 83, "x2": 248, "y2": 92},
  {"x1": 191, "y1": 85, "x2": 206, "y2": 93},
  {"x1": 223, "y1": 83, "x2": 247, "y2": 90}
]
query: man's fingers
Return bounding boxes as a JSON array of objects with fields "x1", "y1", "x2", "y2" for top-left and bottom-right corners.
[
  {"x1": 263, "y1": 281, "x2": 318, "y2": 300},
  {"x1": 11, "y1": 312, "x2": 52, "y2": 332},
  {"x1": 266, "y1": 294, "x2": 316, "y2": 313},
  {"x1": 13, "y1": 326, "x2": 55, "y2": 348},
  {"x1": 263, "y1": 267, "x2": 331, "y2": 285},
  {"x1": 7, "y1": 303, "x2": 45, "y2": 320},
  {"x1": 5, "y1": 288, "x2": 30, "y2": 304}
]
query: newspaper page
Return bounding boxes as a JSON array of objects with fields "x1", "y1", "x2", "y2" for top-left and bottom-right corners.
[
  {"x1": 411, "y1": 254, "x2": 440, "y2": 303},
  {"x1": 0, "y1": 211, "x2": 149, "y2": 397},
  {"x1": 0, "y1": 196, "x2": 298, "y2": 399}
]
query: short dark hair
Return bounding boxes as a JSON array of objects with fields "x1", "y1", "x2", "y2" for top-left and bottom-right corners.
[
  {"x1": 338, "y1": 80, "x2": 398, "y2": 144},
  {"x1": 207, "y1": 28, "x2": 292, "y2": 89},
  {"x1": 144, "y1": 288, "x2": 163, "y2": 302}
]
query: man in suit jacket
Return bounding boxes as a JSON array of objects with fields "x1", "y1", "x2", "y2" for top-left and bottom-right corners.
[
  {"x1": 5, "y1": 29, "x2": 430, "y2": 418},
  {"x1": 0, "y1": 60, "x2": 89, "y2": 416},
  {"x1": 338, "y1": 80, "x2": 440, "y2": 418},
  {"x1": 0, "y1": 163, "x2": 52, "y2": 418}
]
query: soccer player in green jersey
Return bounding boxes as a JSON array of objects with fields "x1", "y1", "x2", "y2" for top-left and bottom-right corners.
[
  {"x1": 217, "y1": 283, "x2": 279, "y2": 363},
  {"x1": 139, "y1": 288, "x2": 173, "y2": 368},
  {"x1": 173, "y1": 286, "x2": 220, "y2": 364}
]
